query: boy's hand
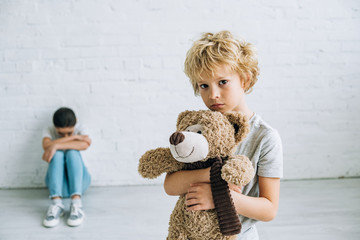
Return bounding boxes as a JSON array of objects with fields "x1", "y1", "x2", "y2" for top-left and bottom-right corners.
[
  {"x1": 42, "y1": 144, "x2": 57, "y2": 163},
  {"x1": 185, "y1": 183, "x2": 215, "y2": 211},
  {"x1": 228, "y1": 183, "x2": 242, "y2": 193},
  {"x1": 185, "y1": 183, "x2": 242, "y2": 211}
]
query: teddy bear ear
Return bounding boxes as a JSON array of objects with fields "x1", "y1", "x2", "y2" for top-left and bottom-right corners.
[
  {"x1": 224, "y1": 112, "x2": 250, "y2": 143},
  {"x1": 176, "y1": 110, "x2": 192, "y2": 127}
]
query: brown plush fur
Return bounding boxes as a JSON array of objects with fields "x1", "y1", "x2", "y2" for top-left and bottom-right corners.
[{"x1": 138, "y1": 110, "x2": 255, "y2": 240}]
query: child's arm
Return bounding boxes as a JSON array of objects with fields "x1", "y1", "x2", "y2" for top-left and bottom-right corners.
[
  {"x1": 165, "y1": 169, "x2": 280, "y2": 222},
  {"x1": 163, "y1": 168, "x2": 211, "y2": 195},
  {"x1": 42, "y1": 135, "x2": 91, "y2": 149},
  {"x1": 230, "y1": 177, "x2": 280, "y2": 221},
  {"x1": 42, "y1": 135, "x2": 91, "y2": 162}
]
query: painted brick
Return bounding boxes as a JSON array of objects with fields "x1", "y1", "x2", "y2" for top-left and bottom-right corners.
[
  {"x1": 0, "y1": 62, "x2": 16, "y2": 73},
  {"x1": 0, "y1": 0, "x2": 359, "y2": 188}
]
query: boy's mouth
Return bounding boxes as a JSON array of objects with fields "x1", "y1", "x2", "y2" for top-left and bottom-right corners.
[{"x1": 210, "y1": 103, "x2": 225, "y2": 110}]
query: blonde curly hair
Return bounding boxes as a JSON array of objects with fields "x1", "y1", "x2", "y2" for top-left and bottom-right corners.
[{"x1": 184, "y1": 30, "x2": 259, "y2": 95}]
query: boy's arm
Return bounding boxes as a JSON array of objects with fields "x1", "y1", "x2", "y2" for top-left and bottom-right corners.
[
  {"x1": 163, "y1": 168, "x2": 211, "y2": 195},
  {"x1": 184, "y1": 176, "x2": 280, "y2": 222},
  {"x1": 230, "y1": 177, "x2": 280, "y2": 221}
]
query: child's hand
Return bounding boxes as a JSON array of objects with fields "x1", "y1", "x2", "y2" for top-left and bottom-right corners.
[
  {"x1": 228, "y1": 183, "x2": 242, "y2": 193},
  {"x1": 74, "y1": 135, "x2": 91, "y2": 145},
  {"x1": 42, "y1": 145, "x2": 57, "y2": 163},
  {"x1": 185, "y1": 183, "x2": 215, "y2": 211},
  {"x1": 81, "y1": 135, "x2": 91, "y2": 145}
]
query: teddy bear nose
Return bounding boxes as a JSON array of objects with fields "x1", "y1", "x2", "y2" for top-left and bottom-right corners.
[{"x1": 169, "y1": 132, "x2": 185, "y2": 145}]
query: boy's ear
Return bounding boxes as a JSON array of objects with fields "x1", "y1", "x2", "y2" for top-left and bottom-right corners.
[
  {"x1": 224, "y1": 112, "x2": 250, "y2": 143},
  {"x1": 240, "y1": 72, "x2": 251, "y2": 90}
]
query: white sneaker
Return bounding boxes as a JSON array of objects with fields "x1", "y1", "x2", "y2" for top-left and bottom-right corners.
[
  {"x1": 67, "y1": 204, "x2": 85, "y2": 227},
  {"x1": 43, "y1": 203, "x2": 64, "y2": 228}
]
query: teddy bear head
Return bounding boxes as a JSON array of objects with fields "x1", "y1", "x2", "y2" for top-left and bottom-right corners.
[{"x1": 169, "y1": 110, "x2": 249, "y2": 163}]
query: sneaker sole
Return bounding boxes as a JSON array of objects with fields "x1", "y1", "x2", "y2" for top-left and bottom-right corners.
[{"x1": 67, "y1": 218, "x2": 84, "y2": 227}]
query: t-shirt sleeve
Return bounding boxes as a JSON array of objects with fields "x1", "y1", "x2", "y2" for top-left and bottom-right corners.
[
  {"x1": 257, "y1": 129, "x2": 283, "y2": 178},
  {"x1": 42, "y1": 126, "x2": 54, "y2": 139},
  {"x1": 75, "y1": 123, "x2": 88, "y2": 136}
]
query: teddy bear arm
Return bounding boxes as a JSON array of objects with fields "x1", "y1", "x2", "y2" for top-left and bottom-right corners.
[
  {"x1": 221, "y1": 155, "x2": 255, "y2": 187},
  {"x1": 138, "y1": 147, "x2": 184, "y2": 179}
]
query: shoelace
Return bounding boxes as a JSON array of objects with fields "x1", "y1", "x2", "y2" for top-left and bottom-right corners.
[
  {"x1": 47, "y1": 204, "x2": 61, "y2": 217},
  {"x1": 70, "y1": 205, "x2": 83, "y2": 217}
]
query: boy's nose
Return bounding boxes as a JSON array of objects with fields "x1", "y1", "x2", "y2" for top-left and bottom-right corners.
[{"x1": 209, "y1": 88, "x2": 220, "y2": 99}]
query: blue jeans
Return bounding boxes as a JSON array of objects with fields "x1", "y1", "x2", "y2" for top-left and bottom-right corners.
[{"x1": 45, "y1": 150, "x2": 91, "y2": 198}]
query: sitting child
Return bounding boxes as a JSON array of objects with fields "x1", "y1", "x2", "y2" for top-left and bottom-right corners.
[{"x1": 42, "y1": 107, "x2": 91, "y2": 227}]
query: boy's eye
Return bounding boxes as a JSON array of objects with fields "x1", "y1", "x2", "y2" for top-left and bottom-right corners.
[
  {"x1": 199, "y1": 84, "x2": 208, "y2": 89},
  {"x1": 219, "y1": 80, "x2": 228, "y2": 85}
]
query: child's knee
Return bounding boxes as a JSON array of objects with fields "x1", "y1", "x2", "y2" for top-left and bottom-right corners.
[
  {"x1": 48, "y1": 151, "x2": 65, "y2": 168},
  {"x1": 52, "y1": 150, "x2": 65, "y2": 160},
  {"x1": 65, "y1": 150, "x2": 81, "y2": 160}
]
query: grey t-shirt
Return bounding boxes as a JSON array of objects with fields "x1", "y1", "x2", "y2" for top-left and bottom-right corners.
[
  {"x1": 235, "y1": 113, "x2": 283, "y2": 234},
  {"x1": 42, "y1": 123, "x2": 86, "y2": 140}
]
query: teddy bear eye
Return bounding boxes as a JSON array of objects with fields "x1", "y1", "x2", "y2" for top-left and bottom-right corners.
[{"x1": 184, "y1": 124, "x2": 204, "y2": 134}]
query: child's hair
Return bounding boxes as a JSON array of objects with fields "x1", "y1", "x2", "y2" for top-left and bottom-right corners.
[
  {"x1": 184, "y1": 30, "x2": 259, "y2": 95},
  {"x1": 53, "y1": 107, "x2": 76, "y2": 128}
]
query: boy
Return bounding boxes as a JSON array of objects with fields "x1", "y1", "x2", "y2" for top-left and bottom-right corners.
[
  {"x1": 164, "y1": 31, "x2": 283, "y2": 239},
  {"x1": 42, "y1": 107, "x2": 91, "y2": 227}
]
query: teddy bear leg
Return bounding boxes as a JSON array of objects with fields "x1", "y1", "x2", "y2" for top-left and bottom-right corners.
[
  {"x1": 191, "y1": 235, "x2": 236, "y2": 240},
  {"x1": 167, "y1": 229, "x2": 187, "y2": 240},
  {"x1": 167, "y1": 198, "x2": 188, "y2": 240},
  {"x1": 167, "y1": 221, "x2": 187, "y2": 240},
  {"x1": 221, "y1": 235, "x2": 237, "y2": 240}
]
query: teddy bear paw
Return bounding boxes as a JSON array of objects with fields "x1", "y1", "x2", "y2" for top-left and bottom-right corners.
[{"x1": 221, "y1": 156, "x2": 255, "y2": 187}]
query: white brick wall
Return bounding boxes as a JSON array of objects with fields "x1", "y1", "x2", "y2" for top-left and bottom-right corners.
[{"x1": 1, "y1": 0, "x2": 359, "y2": 188}]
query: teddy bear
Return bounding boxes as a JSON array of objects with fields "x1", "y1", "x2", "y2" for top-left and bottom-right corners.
[{"x1": 138, "y1": 110, "x2": 255, "y2": 240}]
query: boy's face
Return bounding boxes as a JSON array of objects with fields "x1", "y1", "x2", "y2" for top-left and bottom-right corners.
[
  {"x1": 56, "y1": 127, "x2": 75, "y2": 138},
  {"x1": 197, "y1": 65, "x2": 246, "y2": 114}
]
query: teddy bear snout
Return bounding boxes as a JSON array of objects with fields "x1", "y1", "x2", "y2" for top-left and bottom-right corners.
[{"x1": 169, "y1": 132, "x2": 185, "y2": 145}]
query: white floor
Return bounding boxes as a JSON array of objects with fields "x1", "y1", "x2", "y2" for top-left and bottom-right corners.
[{"x1": 0, "y1": 178, "x2": 359, "y2": 240}]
